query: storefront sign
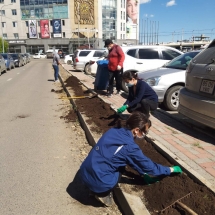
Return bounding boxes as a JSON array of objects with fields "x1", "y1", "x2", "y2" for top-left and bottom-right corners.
[{"x1": 9, "y1": 40, "x2": 26, "y2": 44}]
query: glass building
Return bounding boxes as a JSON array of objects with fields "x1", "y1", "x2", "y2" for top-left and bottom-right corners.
[
  {"x1": 102, "y1": 0, "x2": 117, "y2": 41},
  {"x1": 20, "y1": 0, "x2": 68, "y2": 20}
]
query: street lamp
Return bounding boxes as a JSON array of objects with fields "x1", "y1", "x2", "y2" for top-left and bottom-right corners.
[{"x1": 1, "y1": 3, "x2": 13, "y2": 53}]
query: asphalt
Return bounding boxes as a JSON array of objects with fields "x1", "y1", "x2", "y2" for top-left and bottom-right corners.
[{"x1": 62, "y1": 63, "x2": 215, "y2": 191}]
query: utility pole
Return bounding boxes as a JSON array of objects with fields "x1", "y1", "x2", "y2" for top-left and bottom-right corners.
[
  {"x1": 157, "y1": 21, "x2": 159, "y2": 44},
  {"x1": 147, "y1": 18, "x2": 148, "y2": 45},
  {"x1": 144, "y1": 20, "x2": 146, "y2": 45},
  {"x1": 77, "y1": 3, "x2": 80, "y2": 48},
  {"x1": 154, "y1": 21, "x2": 156, "y2": 44}
]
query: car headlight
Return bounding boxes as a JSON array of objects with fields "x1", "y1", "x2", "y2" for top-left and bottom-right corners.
[{"x1": 145, "y1": 76, "x2": 161, "y2": 86}]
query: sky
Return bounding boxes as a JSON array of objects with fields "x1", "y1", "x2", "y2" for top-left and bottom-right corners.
[{"x1": 139, "y1": 0, "x2": 215, "y2": 43}]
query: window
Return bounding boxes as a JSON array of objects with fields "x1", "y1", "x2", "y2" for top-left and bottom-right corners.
[
  {"x1": 38, "y1": 21, "x2": 40, "y2": 26},
  {"x1": 2, "y1": 22, "x2": 5, "y2": 27},
  {"x1": 93, "y1": 51, "x2": 103, "y2": 57},
  {"x1": 123, "y1": 12, "x2": 125, "y2": 20},
  {"x1": 14, "y1": 33, "x2": 19, "y2": 39},
  {"x1": 123, "y1": 23, "x2": 125, "y2": 31},
  {"x1": 25, "y1": 21, "x2": 28, "y2": 27},
  {"x1": 38, "y1": 33, "x2": 41, "y2": 38},
  {"x1": 63, "y1": 32, "x2": 65, "y2": 38},
  {"x1": 26, "y1": 33, "x2": 29, "y2": 38},
  {"x1": 0, "y1": 0, "x2": 4, "y2": 3},
  {"x1": 50, "y1": 20, "x2": 52, "y2": 26},
  {"x1": 12, "y1": 9, "x2": 17, "y2": 15},
  {"x1": 127, "y1": 49, "x2": 136, "y2": 58},
  {"x1": 62, "y1": 20, "x2": 65, "y2": 26},
  {"x1": 121, "y1": 23, "x2": 122, "y2": 31},
  {"x1": 11, "y1": 0, "x2": 16, "y2": 2},
  {"x1": 79, "y1": 51, "x2": 91, "y2": 57},
  {"x1": 3, "y1": 33, "x2": 7, "y2": 39},
  {"x1": 0, "y1": 10, "x2": 5, "y2": 16},
  {"x1": 162, "y1": 49, "x2": 182, "y2": 60},
  {"x1": 138, "y1": 49, "x2": 159, "y2": 59},
  {"x1": 13, "y1": 21, "x2": 17, "y2": 27},
  {"x1": 121, "y1": 11, "x2": 122, "y2": 19}
]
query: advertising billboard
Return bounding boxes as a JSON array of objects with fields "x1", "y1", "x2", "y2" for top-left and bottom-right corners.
[
  {"x1": 52, "y1": 19, "x2": 62, "y2": 38},
  {"x1": 126, "y1": 0, "x2": 139, "y2": 40},
  {"x1": 28, "y1": 20, "x2": 37, "y2": 39},
  {"x1": 40, "y1": 20, "x2": 50, "y2": 39}
]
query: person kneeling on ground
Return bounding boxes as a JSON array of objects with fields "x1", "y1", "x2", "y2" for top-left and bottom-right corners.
[
  {"x1": 117, "y1": 70, "x2": 158, "y2": 117},
  {"x1": 79, "y1": 112, "x2": 182, "y2": 207}
]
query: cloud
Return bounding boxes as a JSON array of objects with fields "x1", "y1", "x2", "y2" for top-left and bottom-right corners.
[
  {"x1": 166, "y1": 0, "x2": 176, "y2": 7},
  {"x1": 144, "y1": 14, "x2": 154, "y2": 17},
  {"x1": 140, "y1": 0, "x2": 151, "y2": 4}
]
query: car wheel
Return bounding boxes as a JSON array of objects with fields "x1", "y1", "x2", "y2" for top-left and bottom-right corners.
[
  {"x1": 67, "y1": 60, "x2": 72, "y2": 65},
  {"x1": 121, "y1": 80, "x2": 128, "y2": 93},
  {"x1": 164, "y1": 85, "x2": 183, "y2": 111},
  {"x1": 84, "y1": 64, "x2": 91, "y2": 75}
]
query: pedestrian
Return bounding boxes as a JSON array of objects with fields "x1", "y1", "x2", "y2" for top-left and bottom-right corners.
[
  {"x1": 79, "y1": 112, "x2": 182, "y2": 207},
  {"x1": 52, "y1": 49, "x2": 62, "y2": 82},
  {"x1": 104, "y1": 39, "x2": 125, "y2": 97},
  {"x1": 117, "y1": 70, "x2": 158, "y2": 117}
]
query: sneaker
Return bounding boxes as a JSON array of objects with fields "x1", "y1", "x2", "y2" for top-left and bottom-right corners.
[
  {"x1": 95, "y1": 192, "x2": 113, "y2": 207},
  {"x1": 115, "y1": 91, "x2": 120, "y2": 95},
  {"x1": 55, "y1": 80, "x2": 60, "y2": 83},
  {"x1": 107, "y1": 93, "x2": 113, "y2": 98}
]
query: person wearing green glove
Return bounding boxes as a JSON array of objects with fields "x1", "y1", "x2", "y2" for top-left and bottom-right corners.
[{"x1": 117, "y1": 70, "x2": 158, "y2": 117}]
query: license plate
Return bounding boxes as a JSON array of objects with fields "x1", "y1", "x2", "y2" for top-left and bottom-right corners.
[{"x1": 199, "y1": 79, "x2": 215, "y2": 94}]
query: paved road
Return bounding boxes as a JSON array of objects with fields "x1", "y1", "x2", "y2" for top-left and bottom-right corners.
[{"x1": 0, "y1": 60, "x2": 117, "y2": 215}]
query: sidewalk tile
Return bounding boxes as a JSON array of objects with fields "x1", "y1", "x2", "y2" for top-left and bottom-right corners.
[
  {"x1": 199, "y1": 162, "x2": 215, "y2": 168},
  {"x1": 205, "y1": 167, "x2": 215, "y2": 178},
  {"x1": 182, "y1": 151, "x2": 198, "y2": 160},
  {"x1": 196, "y1": 152, "x2": 213, "y2": 159}
]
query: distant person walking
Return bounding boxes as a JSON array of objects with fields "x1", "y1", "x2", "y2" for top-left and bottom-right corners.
[
  {"x1": 52, "y1": 49, "x2": 62, "y2": 82},
  {"x1": 104, "y1": 39, "x2": 125, "y2": 97}
]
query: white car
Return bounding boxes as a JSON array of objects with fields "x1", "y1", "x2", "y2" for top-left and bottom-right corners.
[
  {"x1": 64, "y1": 54, "x2": 74, "y2": 64},
  {"x1": 33, "y1": 53, "x2": 47, "y2": 59}
]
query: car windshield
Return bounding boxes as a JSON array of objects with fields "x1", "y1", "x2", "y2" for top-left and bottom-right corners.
[
  {"x1": 1, "y1": 54, "x2": 8, "y2": 59},
  {"x1": 35, "y1": 53, "x2": 39, "y2": 55},
  {"x1": 164, "y1": 51, "x2": 200, "y2": 70},
  {"x1": 11, "y1": 54, "x2": 18, "y2": 58}
]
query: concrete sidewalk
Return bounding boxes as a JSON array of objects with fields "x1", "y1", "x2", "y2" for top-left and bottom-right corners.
[{"x1": 62, "y1": 64, "x2": 215, "y2": 188}]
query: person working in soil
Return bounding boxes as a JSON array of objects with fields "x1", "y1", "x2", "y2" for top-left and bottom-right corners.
[
  {"x1": 104, "y1": 39, "x2": 125, "y2": 97},
  {"x1": 117, "y1": 70, "x2": 158, "y2": 117},
  {"x1": 79, "y1": 112, "x2": 182, "y2": 207},
  {"x1": 52, "y1": 49, "x2": 62, "y2": 82}
]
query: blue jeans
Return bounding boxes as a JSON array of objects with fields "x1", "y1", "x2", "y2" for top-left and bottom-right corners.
[{"x1": 52, "y1": 65, "x2": 59, "y2": 81}]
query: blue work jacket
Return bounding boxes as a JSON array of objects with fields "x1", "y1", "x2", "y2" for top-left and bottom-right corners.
[
  {"x1": 124, "y1": 79, "x2": 158, "y2": 107},
  {"x1": 80, "y1": 128, "x2": 170, "y2": 193}
]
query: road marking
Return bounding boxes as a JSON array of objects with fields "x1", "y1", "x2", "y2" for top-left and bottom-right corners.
[{"x1": 7, "y1": 78, "x2": 12, "y2": 81}]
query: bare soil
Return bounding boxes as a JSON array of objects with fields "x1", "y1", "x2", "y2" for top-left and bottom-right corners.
[{"x1": 60, "y1": 68, "x2": 215, "y2": 215}]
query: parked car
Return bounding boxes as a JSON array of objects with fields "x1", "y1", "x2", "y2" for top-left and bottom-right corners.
[
  {"x1": 0, "y1": 54, "x2": 7, "y2": 76},
  {"x1": 120, "y1": 45, "x2": 183, "y2": 91},
  {"x1": 24, "y1": 53, "x2": 31, "y2": 63},
  {"x1": 73, "y1": 49, "x2": 106, "y2": 72},
  {"x1": 46, "y1": 49, "x2": 59, "y2": 58},
  {"x1": 138, "y1": 51, "x2": 201, "y2": 111},
  {"x1": 33, "y1": 53, "x2": 47, "y2": 59},
  {"x1": 64, "y1": 54, "x2": 74, "y2": 64},
  {"x1": 1, "y1": 53, "x2": 15, "y2": 70},
  {"x1": 178, "y1": 40, "x2": 215, "y2": 129},
  {"x1": 10, "y1": 53, "x2": 25, "y2": 67}
]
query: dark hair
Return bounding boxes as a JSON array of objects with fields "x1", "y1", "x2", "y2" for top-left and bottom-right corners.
[
  {"x1": 122, "y1": 70, "x2": 138, "y2": 81},
  {"x1": 125, "y1": 111, "x2": 151, "y2": 133},
  {"x1": 58, "y1": 49, "x2": 63, "y2": 53}
]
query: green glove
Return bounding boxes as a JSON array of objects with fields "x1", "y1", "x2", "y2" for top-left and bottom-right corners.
[
  {"x1": 117, "y1": 105, "x2": 127, "y2": 113},
  {"x1": 142, "y1": 174, "x2": 160, "y2": 185},
  {"x1": 171, "y1": 166, "x2": 182, "y2": 174}
]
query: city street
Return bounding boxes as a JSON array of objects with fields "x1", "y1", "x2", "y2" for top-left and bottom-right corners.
[{"x1": 0, "y1": 60, "x2": 121, "y2": 215}]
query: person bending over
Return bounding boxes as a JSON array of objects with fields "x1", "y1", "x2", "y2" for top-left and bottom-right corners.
[
  {"x1": 79, "y1": 112, "x2": 182, "y2": 207},
  {"x1": 117, "y1": 70, "x2": 158, "y2": 117}
]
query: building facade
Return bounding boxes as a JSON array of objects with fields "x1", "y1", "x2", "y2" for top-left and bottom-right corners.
[{"x1": 1, "y1": 0, "x2": 139, "y2": 54}]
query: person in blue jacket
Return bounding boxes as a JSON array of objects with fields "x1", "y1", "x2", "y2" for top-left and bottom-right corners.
[
  {"x1": 117, "y1": 70, "x2": 158, "y2": 117},
  {"x1": 79, "y1": 112, "x2": 182, "y2": 207}
]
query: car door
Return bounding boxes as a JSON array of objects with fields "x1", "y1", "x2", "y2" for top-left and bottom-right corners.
[
  {"x1": 136, "y1": 48, "x2": 161, "y2": 71},
  {"x1": 124, "y1": 48, "x2": 138, "y2": 71}
]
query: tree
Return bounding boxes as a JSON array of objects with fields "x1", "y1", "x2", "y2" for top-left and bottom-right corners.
[{"x1": 0, "y1": 38, "x2": 9, "y2": 53}]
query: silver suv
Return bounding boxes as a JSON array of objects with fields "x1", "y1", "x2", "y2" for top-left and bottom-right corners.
[
  {"x1": 179, "y1": 40, "x2": 215, "y2": 129},
  {"x1": 73, "y1": 49, "x2": 106, "y2": 73}
]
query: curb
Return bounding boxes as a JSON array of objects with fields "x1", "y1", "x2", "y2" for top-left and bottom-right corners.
[{"x1": 59, "y1": 66, "x2": 215, "y2": 214}]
